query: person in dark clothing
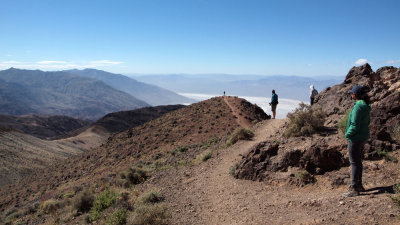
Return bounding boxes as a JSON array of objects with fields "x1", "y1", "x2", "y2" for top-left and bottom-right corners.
[
  {"x1": 269, "y1": 90, "x2": 278, "y2": 119},
  {"x1": 310, "y1": 85, "x2": 318, "y2": 105},
  {"x1": 343, "y1": 85, "x2": 371, "y2": 197}
]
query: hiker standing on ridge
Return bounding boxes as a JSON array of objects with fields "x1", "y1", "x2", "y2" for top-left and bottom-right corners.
[
  {"x1": 269, "y1": 89, "x2": 278, "y2": 119},
  {"x1": 343, "y1": 85, "x2": 371, "y2": 197},
  {"x1": 310, "y1": 85, "x2": 318, "y2": 105}
]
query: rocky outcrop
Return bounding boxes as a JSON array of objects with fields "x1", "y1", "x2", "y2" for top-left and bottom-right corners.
[
  {"x1": 235, "y1": 64, "x2": 400, "y2": 182},
  {"x1": 235, "y1": 137, "x2": 345, "y2": 181},
  {"x1": 315, "y1": 64, "x2": 400, "y2": 157}
]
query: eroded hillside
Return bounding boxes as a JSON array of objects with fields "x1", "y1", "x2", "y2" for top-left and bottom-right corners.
[{"x1": 0, "y1": 96, "x2": 267, "y2": 224}]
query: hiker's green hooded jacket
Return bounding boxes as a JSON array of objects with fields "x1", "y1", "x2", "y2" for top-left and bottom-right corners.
[{"x1": 345, "y1": 100, "x2": 371, "y2": 142}]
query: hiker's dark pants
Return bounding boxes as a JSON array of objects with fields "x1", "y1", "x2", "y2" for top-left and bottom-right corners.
[
  {"x1": 310, "y1": 97, "x2": 314, "y2": 105},
  {"x1": 348, "y1": 141, "x2": 365, "y2": 188}
]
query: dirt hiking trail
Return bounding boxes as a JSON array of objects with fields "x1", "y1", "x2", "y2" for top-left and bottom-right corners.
[{"x1": 146, "y1": 101, "x2": 399, "y2": 225}]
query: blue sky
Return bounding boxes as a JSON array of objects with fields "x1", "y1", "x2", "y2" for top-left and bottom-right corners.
[{"x1": 0, "y1": 0, "x2": 399, "y2": 76}]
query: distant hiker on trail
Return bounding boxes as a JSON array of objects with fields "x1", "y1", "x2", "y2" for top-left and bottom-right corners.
[
  {"x1": 269, "y1": 89, "x2": 278, "y2": 119},
  {"x1": 343, "y1": 85, "x2": 371, "y2": 197},
  {"x1": 310, "y1": 85, "x2": 318, "y2": 105},
  {"x1": 223, "y1": 91, "x2": 226, "y2": 96}
]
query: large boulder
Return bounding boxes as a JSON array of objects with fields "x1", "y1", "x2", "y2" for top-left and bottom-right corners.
[{"x1": 235, "y1": 138, "x2": 345, "y2": 181}]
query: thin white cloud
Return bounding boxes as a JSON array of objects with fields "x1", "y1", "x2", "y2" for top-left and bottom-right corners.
[
  {"x1": 37, "y1": 61, "x2": 67, "y2": 64},
  {"x1": 386, "y1": 59, "x2": 400, "y2": 64},
  {"x1": 89, "y1": 60, "x2": 124, "y2": 66},
  {"x1": 355, "y1": 59, "x2": 368, "y2": 65},
  {"x1": 1, "y1": 61, "x2": 21, "y2": 64},
  {"x1": 0, "y1": 60, "x2": 124, "y2": 70}
]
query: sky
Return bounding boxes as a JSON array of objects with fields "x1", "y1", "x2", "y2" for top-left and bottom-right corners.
[{"x1": 0, "y1": 0, "x2": 399, "y2": 76}]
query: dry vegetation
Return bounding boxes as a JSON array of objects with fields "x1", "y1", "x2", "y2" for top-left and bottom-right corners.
[{"x1": 284, "y1": 102, "x2": 326, "y2": 137}]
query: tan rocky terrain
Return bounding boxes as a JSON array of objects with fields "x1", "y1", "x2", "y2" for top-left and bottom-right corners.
[
  {"x1": 0, "y1": 105, "x2": 184, "y2": 189},
  {"x1": 0, "y1": 127, "x2": 85, "y2": 187}
]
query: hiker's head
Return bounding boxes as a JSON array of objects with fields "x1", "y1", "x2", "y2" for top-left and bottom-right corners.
[
  {"x1": 349, "y1": 85, "x2": 369, "y2": 102},
  {"x1": 272, "y1": 90, "x2": 275, "y2": 94},
  {"x1": 310, "y1": 84, "x2": 314, "y2": 90}
]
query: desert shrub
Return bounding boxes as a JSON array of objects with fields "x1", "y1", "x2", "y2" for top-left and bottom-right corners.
[
  {"x1": 338, "y1": 109, "x2": 351, "y2": 134},
  {"x1": 23, "y1": 202, "x2": 40, "y2": 215},
  {"x1": 393, "y1": 183, "x2": 400, "y2": 194},
  {"x1": 377, "y1": 149, "x2": 398, "y2": 163},
  {"x1": 392, "y1": 125, "x2": 400, "y2": 143},
  {"x1": 120, "y1": 166, "x2": 148, "y2": 187},
  {"x1": 391, "y1": 195, "x2": 400, "y2": 209},
  {"x1": 89, "y1": 189, "x2": 118, "y2": 222},
  {"x1": 296, "y1": 170, "x2": 315, "y2": 185},
  {"x1": 128, "y1": 203, "x2": 168, "y2": 225},
  {"x1": 40, "y1": 199, "x2": 62, "y2": 214},
  {"x1": 202, "y1": 152, "x2": 212, "y2": 161},
  {"x1": 229, "y1": 163, "x2": 238, "y2": 176},
  {"x1": 226, "y1": 128, "x2": 254, "y2": 147},
  {"x1": 139, "y1": 190, "x2": 163, "y2": 204},
  {"x1": 73, "y1": 189, "x2": 94, "y2": 213},
  {"x1": 106, "y1": 209, "x2": 127, "y2": 225},
  {"x1": 284, "y1": 102, "x2": 326, "y2": 137}
]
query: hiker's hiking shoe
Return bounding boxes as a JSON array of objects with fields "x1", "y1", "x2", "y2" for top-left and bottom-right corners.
[
  {"x1": 342, "y1": 187, "x2": 359, "y2": 197},
  {"x1": 355, "y1": 185, "x2": 366, "y2": 192}
]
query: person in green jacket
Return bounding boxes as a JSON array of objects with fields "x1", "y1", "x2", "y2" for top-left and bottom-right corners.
[{"x1": 343, "y1": 85, "x2": 371, "y2": 197}]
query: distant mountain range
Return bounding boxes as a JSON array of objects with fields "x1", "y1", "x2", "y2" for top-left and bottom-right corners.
[
  {"x1": 65, "y1": 69, "x2": 194, "y2": 106},
  {"x1": 0, "y1": 68, "x2": 150, "y2": 120},
  {"x1": 133, "y1": 74, "x2": 344, "y2": 101}
]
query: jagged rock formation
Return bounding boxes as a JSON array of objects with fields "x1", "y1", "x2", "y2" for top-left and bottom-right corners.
[
  {"x1": 235, "y1": 64, "x2": 400, "y2": 181},
  {"x1": 315, "y1": 64, "x2": 400, "y2": 158}
]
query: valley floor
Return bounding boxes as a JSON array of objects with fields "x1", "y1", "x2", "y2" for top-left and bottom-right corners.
[{"x1": 143, "y1": 119, "x2": 400, "y2": 225}]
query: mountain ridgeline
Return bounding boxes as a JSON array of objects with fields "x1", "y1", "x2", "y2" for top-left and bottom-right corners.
[
  {"x1": 65, "y1": 69, "x2": 195, "y2": 106},
  {"x1": 0, "y1": 68, "x2": 149, "y2": 120}
]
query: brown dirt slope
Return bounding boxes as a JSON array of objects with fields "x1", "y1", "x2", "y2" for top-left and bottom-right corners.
[
  {"x1": 0, "y1": 114, "x2": 90, "y2": 140},
  {"x1": 0, "y1": 128, "x2": 85, "y2": 187},
  {"x1": 144, "y1": 119, "x2": 400, "y2": 225},
  {"x1": 0, "y1": 96, "x2": 267, "y2": 221}
]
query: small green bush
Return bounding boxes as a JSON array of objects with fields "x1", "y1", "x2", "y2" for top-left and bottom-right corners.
[
  {"x1": 73, "y1": 189, "x2": 94, "y2": 213},
  {"x1": 202, "y1": 152, "x2": 212, "y2": 161},
  {"x1": 106, "y1": 209, "x2": 127, "y2": 225},
  {"x1": 128, "y1": 203, "x2": 168, "y2": 225},
  {"x1": 338, "y1": 109, "x2": 351, "y2": 134},
  {"x1": 40, "y1": 199, "x2": 62, "y2": 214},
  {"x1": 229, "y1": 163, "x2": 238, "y2": 176},
  {"x1": 295, "y1": 170, "x2": 315, "y2": 186},
  {"x1": 284, "y1": 102, "x2": 326, "y2": 137},
  {"x1": 377, "y1": 149, "x2": 398, "y2": 163},
  {"x1": 140, "y1": 190, "x2": 163, "y2": 204},
  {"x1": 120, "y1": 166, "x2": 148, "y2": 186},
  {"x1": 89, "y1": 189, "x2": 118, "y2": 222},
  {"x1": 392, "y1": 125, "x2": 400, "y2": 143},
  {"x1": 390, "y1": 195, "x2": 400, "y2": 209},
  {"x1": 393, "y1": 183, "x2": 400, "y2": 194},
  {"x1": 226, "y1": 128, "x2": 254, "y2": 147}
]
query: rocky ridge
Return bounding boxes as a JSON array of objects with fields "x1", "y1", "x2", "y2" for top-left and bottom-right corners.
[{"x1": 235, "y1": 64, "x2": 400, "y2": 184}]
